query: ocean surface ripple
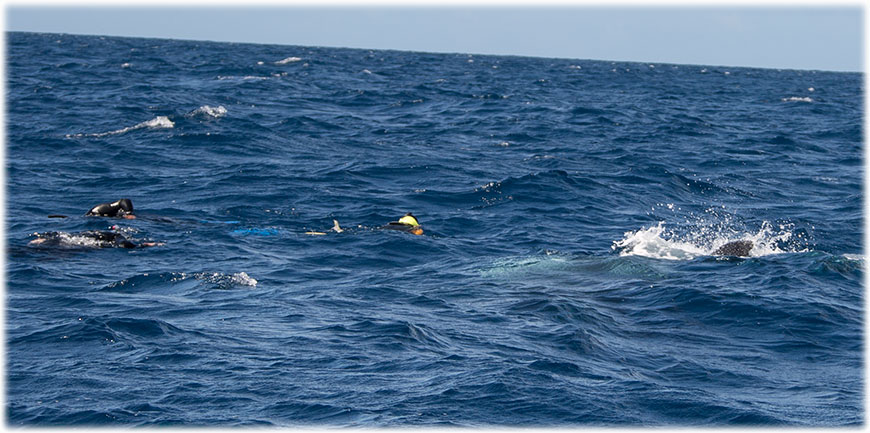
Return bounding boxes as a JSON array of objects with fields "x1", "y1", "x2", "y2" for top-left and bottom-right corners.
[{"x1": 6, "y1": 32, "x2": 863, "y2": 426}]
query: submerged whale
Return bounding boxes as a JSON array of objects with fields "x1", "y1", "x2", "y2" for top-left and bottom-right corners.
[{"x1": 713, "y1": 240, "x2": 754, "y2": 257}]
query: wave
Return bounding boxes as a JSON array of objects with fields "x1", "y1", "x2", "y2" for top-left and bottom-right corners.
[
  {"x1": 101, "y1": 271, "x2": 257, "y2": 293},
  {"x1": 613, "y1": 221, "x2": 810, "y2": 260},
  {"x1": 66, "y1": 115, "x2": 174, "y2": 138},
  {"x1": 8, "y1": 316, "x2": 189, "y2": 346}
]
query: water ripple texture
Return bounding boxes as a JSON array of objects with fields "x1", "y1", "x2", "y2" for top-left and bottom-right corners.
[{"x1": 6, "y1": 32, "x2": 863, "y2": 427}]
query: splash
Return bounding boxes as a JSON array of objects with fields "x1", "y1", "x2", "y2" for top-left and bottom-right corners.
[
  {"x1": 782, "y1": 96, "x2": 813, "y2": 103},
  {"x1": 613, "y1": 221, "x2": 809, "y2": 260}
]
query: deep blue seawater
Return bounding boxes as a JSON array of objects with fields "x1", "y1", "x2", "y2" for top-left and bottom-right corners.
[{"x1": 5, "y1": 32, "x2": 864, "y2": 426}]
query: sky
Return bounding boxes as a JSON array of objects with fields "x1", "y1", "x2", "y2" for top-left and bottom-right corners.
[{"x1": 2, "y1": 4, "x2": 866, "y2": 72}]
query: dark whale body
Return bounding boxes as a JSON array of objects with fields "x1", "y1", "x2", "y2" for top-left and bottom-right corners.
[{"x1": 713, "y1": 240, "x2": 754, "y2": 257}]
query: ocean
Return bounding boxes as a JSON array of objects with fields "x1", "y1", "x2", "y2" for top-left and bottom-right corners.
[{"x1": 5, "y1": 31, "x2": 864, "y2": 426}]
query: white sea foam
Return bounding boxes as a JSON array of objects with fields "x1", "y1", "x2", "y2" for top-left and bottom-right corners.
[
  {"x1": 275, "y1": 56, "x2": 302, "y2": 65},
  {"x1": 66, "y1": 115, "x2": 174, "y2": 138},
  {"x1": 230, "y1": 272, "x2": 258, "y2": 286},
  {"x1": 29, "y1": 232, "x2": 110, "y2": 248},
  {"x1": 140, "y1": 116, "x2": 174, "y2": 129},
  {"x1": 782, "y1": 96, "x2": 813, "y2": 103},
  {"x1": 613, "y1": 221, "x2": 808, "y2": 260},
  {"x1": 188, "y1": 105, "x2": 227, "y2": 118},
  {"x1": 217, "y1": 75, "x2": 270, "y2": 81},
  {"x1": 842, "y1": 254, "x2": 864, "y2": 262},
  {"x1": 612, "y1": 222, "x2": 706, "y2": 260},
  {"x1": 164, "y1": 271, "x2": 258, "y2": 288},
  {"x1": 58, "y1": 233, "x2": 109, "y2": 248}
]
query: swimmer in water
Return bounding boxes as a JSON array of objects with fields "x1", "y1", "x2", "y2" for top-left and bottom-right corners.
[
  {"x1": 382, "y1": 213, "x2": 423, "y2": 235},
  {"x1": 86, "y1": 198, "x2": 135, "y2": 219},
  {"x1": 304, "y1": 214, "x2": 423, "y2": 236},
  {"x1": 28, "y1": 230, "x2": 160, "y2": 249}
]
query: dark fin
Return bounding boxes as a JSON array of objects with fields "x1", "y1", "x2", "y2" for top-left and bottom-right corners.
[{"x1": 47, "y1": 215, "x2": 68, "y2": 218}]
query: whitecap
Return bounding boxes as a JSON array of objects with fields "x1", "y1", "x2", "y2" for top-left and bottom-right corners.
[
  {"x1": 230, "y1": 272, "x2": 258, "y2": 286},
  {"x1": 782, "y1": 96, "x2": 813, "y2": 103},
  {"x1": 842, "y1": 254, "x2": 864, "y2": 262},
  {"x1": 217, "y1": 75, "x2": 269, "y2": 81},
  {"x1": 187, "y1": 105, "x2": 227, "y2": 118},
  {"x1": 140, "y1": 116, "x2": 174, "y2": 129},
  {"x1": 275, "y1": 56, "x2": 302, "y2": 65}
]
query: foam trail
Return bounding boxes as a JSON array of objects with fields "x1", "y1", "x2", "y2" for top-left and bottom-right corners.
[{"x1": 66, "y1": 116, "x2": 174, "y2": 138}]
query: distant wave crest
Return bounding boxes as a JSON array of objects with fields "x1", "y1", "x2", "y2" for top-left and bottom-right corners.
[
  {"x1": 275, "y1": 56, "x2": 302, "y2": 65},
  {"x1": 782, "y1": 96, "x2": 813, "y2": 103}
]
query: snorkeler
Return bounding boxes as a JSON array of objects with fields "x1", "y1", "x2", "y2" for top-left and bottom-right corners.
[
  {"x1": 304, "y1": 214, "x2": 424, "y2": 236},
  {"x1": 382, "y1": 213, "x2": 423, "y2": 235},
  {"x1": 28, "y1": 230, "x2": 160, "y2": 249},
  {"x1": 86, "y1": 198, "x2": 135, "y2": 219}
]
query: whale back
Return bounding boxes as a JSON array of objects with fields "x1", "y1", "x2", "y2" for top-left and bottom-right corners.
[{"x1": 713, "y1": 240, "x2": 753, "y2": 257}]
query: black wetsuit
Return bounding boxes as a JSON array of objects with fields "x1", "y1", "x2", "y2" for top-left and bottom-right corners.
[{"x1": 86, "y1": 199, "x2": 134, "y2": 217}]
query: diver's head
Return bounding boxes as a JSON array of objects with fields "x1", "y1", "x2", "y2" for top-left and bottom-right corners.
[
  {"x1": 115, "y1": 198, "x2": 133, "y2": 213},
  {"x1": 397, "y1": 213, "x2": 419, "y2": 226}
]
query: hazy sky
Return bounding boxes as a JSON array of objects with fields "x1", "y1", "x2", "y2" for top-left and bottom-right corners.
[{"x1": 5, "y1": 6, "x2": 865, "y2": 72}]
